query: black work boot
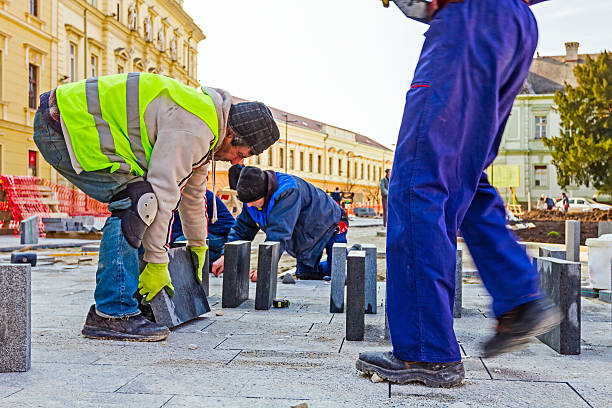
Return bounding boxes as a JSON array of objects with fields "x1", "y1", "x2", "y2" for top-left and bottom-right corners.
[
  {"x1": 483, "y1": 298, "x2": 562, "y2": 358},
  {"x1": 356, "y1": 351, "x2": 465, "y2": 388},
  {"x1": 81, "y1": 305, "x2": 170, "y2": 342}
]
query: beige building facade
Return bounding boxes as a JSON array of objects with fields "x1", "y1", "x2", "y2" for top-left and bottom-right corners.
[
  {"x1": 215, "y1": 102, "x2": 394, "y2": 206},
  {"x1": 0, "y1": 0, "x2": 203, "y2": 182}
]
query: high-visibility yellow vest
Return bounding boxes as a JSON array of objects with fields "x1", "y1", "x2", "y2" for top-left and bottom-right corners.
[{"x1": 56, "y1": 73, "x2": 219, "y2": 176}]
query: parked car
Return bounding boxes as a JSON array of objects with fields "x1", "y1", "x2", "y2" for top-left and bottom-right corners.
[{"x1": 555, "y1": 197, "x2": 612, "y2": 213}]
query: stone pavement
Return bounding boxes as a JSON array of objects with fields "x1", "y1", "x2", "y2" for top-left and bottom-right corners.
[{"x1": 1, "y1": 259, "x2": 610, "y2": 408}]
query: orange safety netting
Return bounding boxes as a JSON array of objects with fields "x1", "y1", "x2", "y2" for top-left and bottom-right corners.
[{"x1": 0, "y1": 175, "x2": 110, "y2": 235}]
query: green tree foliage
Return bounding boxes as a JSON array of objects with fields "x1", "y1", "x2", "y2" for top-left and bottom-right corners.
[{"x1": 544, "y1": 52, "x2": 612, "y2": 194}]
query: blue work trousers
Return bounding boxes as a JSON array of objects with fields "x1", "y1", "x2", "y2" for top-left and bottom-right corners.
[
  {"x1": 33, "y1": 111, "x2": 141, "y2": 318},
  {"x1": 297, "y1": 230, "x2": 348, "y2": 279},
  {"x1": 387, "y1": 0, "x2": 542, "y2": 363}
]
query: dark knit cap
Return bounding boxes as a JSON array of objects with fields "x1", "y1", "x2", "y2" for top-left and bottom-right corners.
[
  {"x1": 228, "y1": 102, "x2": 280, "y2": 155},
  {"x1": 236, "y1": 166, "x2": 268, "y2": 203},
  {"x1": 228, "y1": 164, "x2": 244, "y2": 190}
]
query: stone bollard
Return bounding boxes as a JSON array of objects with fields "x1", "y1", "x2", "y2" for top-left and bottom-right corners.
[
  {"x1": 222, "y1": 240, "x2": 251, "y2": 308},
  {"x1": 346, "y1": 251, "x2": 366, "y2": 341},
  {"x1": 0, "y1": 264, "x2": 31, "y2": 372},
  {"x1": 362, "y1": 244, "x2": 377, "y2": 314},
  {"x1": 565, "y1": 220, "x2": 580, "y2": 262},
  {"x1": 454, "y1": 249, "x2": 463, "y2": 318},
  {"x1": 255, "y1": 242, "x2": 280, "y2": 310},
  {"x1": 535, "y1": 256, "x2": 581, "y2": 355},
  {"x1": 598, "y1": 221, "x2": 612, "y2": 237},
  {"x1": 330, "y1": 243, "x2": 347, "y2": 313},
  {"x1": 20, "y1": 216, "x2": 39, "y2": 245},
  {"x1": 539, "y1": 246, "x2": 566, "y2": 260}
]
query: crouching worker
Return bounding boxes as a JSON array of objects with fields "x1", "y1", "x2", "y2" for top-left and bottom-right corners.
[
  {"x1": 33, "y1": 73, "x2": 279, "y2": 341},
  {"x1": 170, "y1": 189, "x2": 236, "y2": 270},
  {"x1": 211, "y1": 166, "x2": 348, "y2": 280}
]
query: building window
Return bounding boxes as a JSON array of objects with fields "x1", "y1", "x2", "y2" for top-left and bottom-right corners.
[
  {"x1": 255, "y1": 155, "x2": 261, "y2": 165},
  {"x1": 355, "y1": 162, "x2": 358, "y2": 178},
  {"x1": 90, "y1": 55, "x2": 98, "y2": 77},
  {"x1": 268, "y1": 151, "x2": 273, "y2": 166},
  {"x1": 535, "y1": 115, "x2": 547, "y2": 139},
  {"x1": 317, "y1": 155, "x2": 322, "y2": 173},
  {"x1": 29, "y1": 0, "x2": 38, "y2": 16},
  {"x1": 69, "y1": 43, "x2": 77, "y2": 82},
  {"x1": 361, "y1": 163, "x2": 364, "y2": 179},
  {"x1": 338, "y1": 159, "x2": 342, "y2": 176},
  {"x1": 347, "y1": 161, "x2": 351, "y2": 178},
  {"x1": 289, "y1": 150, "x2": 295, "y2": 170},
  {"x1": 28, "y1": 64, "x2": 38, "y2": 109},
  {"x1": 28, "y1": 150, "x2": 37, "y2": 176},
  {"x1": 308, "y1": 153, "x2": 313, "y2": 172},
  {"x1": 0, "y1": 50, "x2": 3, "y2": 99},
  {"x1": 329, "y1": 157, "x2": 333, "y2": 175},
  {"x1": 299, "y1": 151, "x2": 304, "y2": 171},
  {"x1": 534, "y1": 165, "x2": 548, "y2": 187},
  {"x1": 367, "y1": 164, "x2": 371, "y2": 180},
  {"x1": 279, "y1": 148, "x2": 284, "y2": 169},
  {"x1": 115, "y1": 0, "x2": 122, "y2": 22},
  {"x1": 117, "y1": 65, "x2": 124, "y2": 74}
]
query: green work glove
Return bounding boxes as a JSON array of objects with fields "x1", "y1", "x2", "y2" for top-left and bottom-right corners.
[
  {"x1": 138, "y1": 263, "x2": 174, "y2": 302},
  {"x1": 188, "y1": 245, "x2": 208, "y2": 284}
]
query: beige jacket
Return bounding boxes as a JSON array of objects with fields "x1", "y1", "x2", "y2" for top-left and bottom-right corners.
[{"x1": 60, "y1": 87, "x2": 232, "y2": 264}]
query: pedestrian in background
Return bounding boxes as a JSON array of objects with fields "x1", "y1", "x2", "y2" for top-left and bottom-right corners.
[{"x1": 380, "y1": 169, "x2": 390, "y2": 227}]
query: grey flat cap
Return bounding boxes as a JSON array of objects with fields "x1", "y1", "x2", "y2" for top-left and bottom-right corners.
[{"x1": 228, "y1": 102, "x2": 280, "y2": 155}]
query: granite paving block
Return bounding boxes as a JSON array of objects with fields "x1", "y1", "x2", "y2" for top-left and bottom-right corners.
[
  {"x1": 255, "y1": 241, "x2": 280, "y2": 310},
  {"x1": 598, "y1": 221, "x2": 612, "y2": 237},
  {"x1": 539, "y1": 246, "x2": 566, "y2": 260},
  {"x1": 0, "y1": 264, "x2": 31, "y2": 372},
  {"x1": 1, "y1": 390, "x2": 171, "y2": 408},
  {"x1": 20, "y1": 215, "x2": 39, "y2": 245},
  {"x1": 346, "y1": 251, "x2": 365, "y2": 341},
  {"x1": 222, "y1": 240, "x2": 251, "y2": 308},
  {"x1": 140, "y1": 247, "x2": 210, "y2": 328},
  {"x1": 330, "y1": 242, "x2": 346, "y2": 313},
  {"x1": 454, "y1": 249, "x2": 463, "y2": 318},
  {"x1": 565, "y1": 220, "x2": 580, "y2": 262},
  {"x1": 536, "y1": 256, "x2": 581, "y2": 355},
  {"x1": 362, "y1": 244, "x2": 377, "y2": 314}
]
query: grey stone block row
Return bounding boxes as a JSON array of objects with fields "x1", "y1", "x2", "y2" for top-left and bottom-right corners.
[
  {"x1": 598, "y1": 221, "x2": 612, "y2": 237},
  {"x1": 565, "y1": 220, "x2": 580, "y2": 262},
  {"x1": 330, "y1": 243, "x2": 377, "y2": 315},
  {"x1": 255, "y1": 242, "x2": 280, "y2": 310},
  {"x1": 535, "y1": 256, "x2": 581, "y2": 355},
  {"x1": 222, "y1": 241, "x2": 251, "y2": 308},
  {"x1": 20, "y1": 215, "x2": 39, "y2": 245},
  {"x1": 0, "y1": 264, "x2": 31, "y2": 372},
  {"x1": 346, "y1": 251, "x2": 365, "y2": 341},
  {"x1": 539, "y1": 246, "x2": 566, "y2": 260}
]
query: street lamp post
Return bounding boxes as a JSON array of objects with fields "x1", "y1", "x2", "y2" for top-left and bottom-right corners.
[{"x1": 282, "y1": 113, "x2": 298, "y2": 172}]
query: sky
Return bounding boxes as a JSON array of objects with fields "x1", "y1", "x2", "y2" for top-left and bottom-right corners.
[{"x1": 183, "y1": 0, "x2": 612, "y2": 149}]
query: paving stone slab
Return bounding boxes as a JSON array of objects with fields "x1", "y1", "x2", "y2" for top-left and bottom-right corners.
[
  {"x1": 346, "y1": 251, "x2": 365, "y2": 341},
  {"x1": 217, "y1": 333, "x2": 342, "y2": 353},
  {"x1": 163, "y1": 395, "x2": 311, "y2": 408},
  {"x1": 539, "y1": 246, "x2": 566, "y2": 260},
  {"x1": 362, "y1": 244, "x2": 377, "y2": 314},
  {"x1": 330, "y1": 242, "x2": 347, "y2": 313},
  {"x1": 20, "y1": 215, "x2": 39, "y2": 245},
  {"x1": 140, "y1": 246, "x2": 211, "y2": 328},
  {"x1": 565, "y1": 220, "x2": 580, "y2": 262},
  {"x1": 390, "y1": 379, "x2": 589, "y2": 407},
  {"x1": 568, "y1": 381, "x2": 612, "y2": 408},
  {"x1": 1, "y1": 389, "x2": 171, "y2": 408},
  {"x1": 0, "y1": 264, "x2": 31, "y2": 372}
]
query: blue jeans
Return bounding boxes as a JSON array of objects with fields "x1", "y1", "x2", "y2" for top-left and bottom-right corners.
[
  {"x1": 387, "y1": 0, "x2": 542, "y2": 363},
  {"x1": 296, "y1": 230, "x2": 347, "y2": 278},
  {"x1": 33, "y1": 111, "x2": 141, "y2": 317}
]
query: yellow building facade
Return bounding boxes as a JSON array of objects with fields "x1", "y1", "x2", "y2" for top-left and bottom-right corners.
[
  {"x1": 217, "y1": 103, "x2": 394, "y2": 206},
  {"x1": 0, "y1": 0, "x2": 203, "y2": 181}
]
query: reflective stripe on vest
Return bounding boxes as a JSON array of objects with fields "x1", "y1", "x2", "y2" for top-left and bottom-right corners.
[{"x1": 56, "y1": 73, "x2": 219, "y2": 175}]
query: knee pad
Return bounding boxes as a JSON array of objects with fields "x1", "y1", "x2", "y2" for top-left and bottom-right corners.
[{"x1": 110, "y1": 181, "x2": 158, "y2": 248}]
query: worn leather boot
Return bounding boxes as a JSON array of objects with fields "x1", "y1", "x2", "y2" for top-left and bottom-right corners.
[
  {"x1": 483, "y1": 298, "x2": 562, "y2": 358},
  {"x1": 356, "y1": 351, "x2": 465, "y2": 388},
  {"x1": 81, "y1": 305, "x2": 170, "y2": 342}
]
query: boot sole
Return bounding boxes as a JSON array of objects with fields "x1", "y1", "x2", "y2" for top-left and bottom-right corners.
[
  {"x1": 355, "y1": 359, "x2": 465, "y2": 388},
  {"x1": 483, "y1": 306, "x2": 562, "y2": 358},
  {"x1": 82, "y1": 325, "x2": 169, "y2": 342}
]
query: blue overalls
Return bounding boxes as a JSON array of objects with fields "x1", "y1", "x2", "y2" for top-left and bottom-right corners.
[{"x1": 387, "y1": 0, "x2": 544, "y2": 363}]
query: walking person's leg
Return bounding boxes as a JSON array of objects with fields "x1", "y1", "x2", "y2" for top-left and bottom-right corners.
[
  {"x1": 356, "y1": 0, "x2": 556, "y2": 387},
  {"x1": 382, "y1": 196, "x2": 388, "y2": 227}
]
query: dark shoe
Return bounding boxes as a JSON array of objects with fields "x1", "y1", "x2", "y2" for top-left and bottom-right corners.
[
  {"x1": 81, "y1": 305, "x2": 170, "y2": 342},
  {"x1": 356, "y1": 351, "x2": 465, "y2": 388},
  {"x1": 483, "y1": 298, "x2": 562, "y2": 358}
]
